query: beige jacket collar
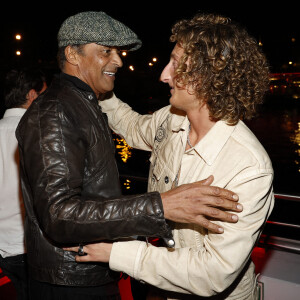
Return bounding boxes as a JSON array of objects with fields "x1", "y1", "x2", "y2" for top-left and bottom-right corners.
[{"x1": 168, "y1": 107, "x2": 237, "y2": 166}]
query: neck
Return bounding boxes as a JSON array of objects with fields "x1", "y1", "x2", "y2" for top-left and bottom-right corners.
[
  {"x1": 186, "y1": 105, "x2": 216, "y2": 147},
  {"x1": 63, "y1": 66, "x2": 100, "y2": 98}
]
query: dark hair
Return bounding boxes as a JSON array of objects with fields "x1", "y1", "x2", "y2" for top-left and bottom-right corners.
[
  {"x1": 57, "y1": 44, "x2": 86, "y2": 70},
  {"x1": 4, "y1": 68, "x2": 46, "y2": 109},
  {"x1": 171, "y1": 13, "x2": 270, "y2": 125}
]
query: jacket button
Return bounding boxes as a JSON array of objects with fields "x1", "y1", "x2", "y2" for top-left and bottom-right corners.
[
  {"x1": 167, "y1": 239, "x2": 175, "y2": 247},
  {"x1": 164, "y1": 176, "x2": 169, "y2": 184}
]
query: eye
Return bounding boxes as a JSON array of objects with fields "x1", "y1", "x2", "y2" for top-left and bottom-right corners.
[
  {"x1": 100, "y1": 47, "x2": 122, "y2": 57},
  {"x1": 172, "y1": 59, "x2": 179, "y2": 69},
  {"x1": 102, "y1": 49, "x2": 111, "y2": 55},
  {"x1": 99, "y1": 47, "x2": 113, "y2": 56}
]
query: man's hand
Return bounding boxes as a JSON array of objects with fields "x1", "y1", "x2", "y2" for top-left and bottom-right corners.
[
  {"x1": 161, "y1": 175, "x2": 242, "y2": 233},
  {"x1": 64, "y1": 243, "x2": 112, "y2": 263}
]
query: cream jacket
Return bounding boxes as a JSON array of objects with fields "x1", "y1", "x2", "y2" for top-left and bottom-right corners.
[{"x1": 100, "y1": 95, "x2": 274, "y2": 299}]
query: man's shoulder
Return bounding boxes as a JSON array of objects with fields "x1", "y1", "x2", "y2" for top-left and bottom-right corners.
[
  {"x1": 230, "y1": 121, "x2": 272, "y2": 170},
  {"x1": 33, "y1": 76, "x2": 85, "y2": 112}
]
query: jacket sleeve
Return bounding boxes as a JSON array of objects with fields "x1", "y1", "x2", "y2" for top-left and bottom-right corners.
[
  {"x1": 109, "y1": 170, "x2": 274, "y2": 296},
  {"x1": 99, "y1": 93, "x2": 171, "y2": 151},
  {"x1": 16, "y1": 100, "x2": 172, "y2": 245}
]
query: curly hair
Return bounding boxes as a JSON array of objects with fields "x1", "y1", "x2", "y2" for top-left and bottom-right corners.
[{"x1": 170, "y1": 13, "x2": 270, "y2": 125}]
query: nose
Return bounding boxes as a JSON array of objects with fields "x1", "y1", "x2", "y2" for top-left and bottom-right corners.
[
  {"x1": 112, "y1": 50, "x2": 123, "y2": 68},
  {"x1": 160, "y1": 62, "x2": 171, "y2": 83}
]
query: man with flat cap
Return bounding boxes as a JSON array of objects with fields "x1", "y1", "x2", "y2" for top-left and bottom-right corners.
[{"x1": 16, "y1": 11, "x2": 241, "y2": 299}]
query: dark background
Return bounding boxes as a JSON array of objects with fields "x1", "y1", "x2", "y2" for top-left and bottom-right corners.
[{"x1": 0, "y1": 2, "x2": 299, "y2": 72}]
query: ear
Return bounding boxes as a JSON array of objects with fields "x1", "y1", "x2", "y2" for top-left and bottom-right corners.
[
  {"x1": 65, "y1": 45, "x2": 79, "y2": 66},
  {"x1": 24, "y1": 89, "x2": 38, "y2": 108}
]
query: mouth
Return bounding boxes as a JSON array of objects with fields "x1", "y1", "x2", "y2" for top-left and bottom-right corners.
[{"x1": 103, "y1": 71, "x2": 116, "y2": 77}]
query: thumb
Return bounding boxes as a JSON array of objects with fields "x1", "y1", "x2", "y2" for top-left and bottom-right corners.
[{"x1": 201, "y1": 175, "x2": 214, "y2": 186}]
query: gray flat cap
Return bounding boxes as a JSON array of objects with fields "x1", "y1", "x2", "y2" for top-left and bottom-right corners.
[{"x1": 58, "y1": 11, "x2": 142, "y2": 51}]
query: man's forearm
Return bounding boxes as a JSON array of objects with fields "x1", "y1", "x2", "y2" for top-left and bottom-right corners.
[{"x1": 41, "y1": 192, "x2": 173, "y2": 244}]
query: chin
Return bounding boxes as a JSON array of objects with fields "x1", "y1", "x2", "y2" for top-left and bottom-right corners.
[
  {"x1": 169, "y1": 97, "x2": 179, "y2": 109},
  {"x1": 169, "y1": 96, "x2": 175, "y2": 105}
]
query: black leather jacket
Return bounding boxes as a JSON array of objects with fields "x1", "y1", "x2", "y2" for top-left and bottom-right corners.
[{"x1": 16, "y1": 73, "x2": 172, "y2": 286}]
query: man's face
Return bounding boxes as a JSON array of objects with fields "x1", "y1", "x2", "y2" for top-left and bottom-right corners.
[
  {"x1": 160, "y1": 44, "x2": 199, "y2": 112},
  {"x1": 76, "y1": 43, "x2": 123, "y2": 97}
]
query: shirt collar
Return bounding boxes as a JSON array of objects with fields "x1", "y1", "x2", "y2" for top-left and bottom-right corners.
[
  {"x1": 159, "y1": 106, "x2": 237, "y2": 166},
  {"x1": 3, "y1": 108, "x2": 27, "y2": 118},
  {"x1": 167, "y1": 107, "x2": 237, "y2": 166},
  {"x1": 167, "y1": 106, "x2": 187, "y2": 132},
  {"x1": 193, "y1": 120, "x2": 237, "y2": 165}
]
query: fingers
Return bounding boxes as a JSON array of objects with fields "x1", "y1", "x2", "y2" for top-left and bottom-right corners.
[
  {"x1": 64, "y1": 246, "x2": 79, "y2": 252},
  {"x1": 196, "y1": 217, "x2": 225, "y2": 233},
  {"x1": 188, "y1": 185, "x2": 242, "y2": 212},
  {"x1": 193, "y1": 205, "x2": 240, "y2": 233},
  {"x1": 209, "y1": 186, "x2": 239, "y2": 202},
  {"x1": 192, "y1": 202, "x2": 240, "y2": 223},
  {"x1": 64, "y1": 243, "x2": 112, "y2": 263},
  {"x1": 63, "y1": 246, "x2": 88, "y2": 261},
  {"x1": 200, "y1": 175, "x2": 214, "y2": 186},
  {"x1": 190, "y1": 182, "x2": 239, "y2": 203},
  {"x1": 202, "y1": 206, "x2": 239, "y2": 222},
  {"x1": 75, "y1": 254, "x2": 91, "y2": 262},
  {"x1": 194, "y1": 210, "x2": 239, "y2": 234},
  {"x1": 212, "y1": 196, "x2": 243, "y2": 212},
  {"x1": 63, "y1": 246, "x2": 90, "y2": 262},
  {"x1": 209, "y1": 186, "x2": 239, "y2": 201}
]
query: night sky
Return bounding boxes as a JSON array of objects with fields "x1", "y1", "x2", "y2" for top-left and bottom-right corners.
[{"x1": 1, "y1": 2, "x2": 298, "y2": 73}]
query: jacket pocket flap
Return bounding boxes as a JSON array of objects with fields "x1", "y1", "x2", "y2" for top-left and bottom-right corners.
[{"x1": 150, "y1": 156, "x2": 164, "y2": 181}]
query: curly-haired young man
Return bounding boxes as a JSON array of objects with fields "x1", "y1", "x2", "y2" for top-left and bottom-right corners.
[{"x1": 65, "y1": 13, "x2": 274, "y2": 300}]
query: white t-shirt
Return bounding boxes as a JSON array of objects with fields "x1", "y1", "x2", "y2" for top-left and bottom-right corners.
[{"x1": 0, "y1": 108, "x2": 26, "y2": 258}]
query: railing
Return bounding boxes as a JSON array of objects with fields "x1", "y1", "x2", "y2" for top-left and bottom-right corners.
[
  {"x1": 274, "y1": 193, "x2": 300, "y2": 202},
  {"x1": 258, "y1": 193, "x2": 300, "y2": 254},
  {"x1": 266, "y1": 193, "x2": 300, "y2": 232}
]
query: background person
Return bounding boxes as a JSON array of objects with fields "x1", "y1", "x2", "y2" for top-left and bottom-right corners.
[
  {"x1": 66, "y1": 13, "x2": 274, "y2": 300},
  {"x1": 16, "y1": 11, "x2": 242, "y2": 300},
  {"x1": 0, "y1": 68, "x2": 47, "y2": 300}
]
